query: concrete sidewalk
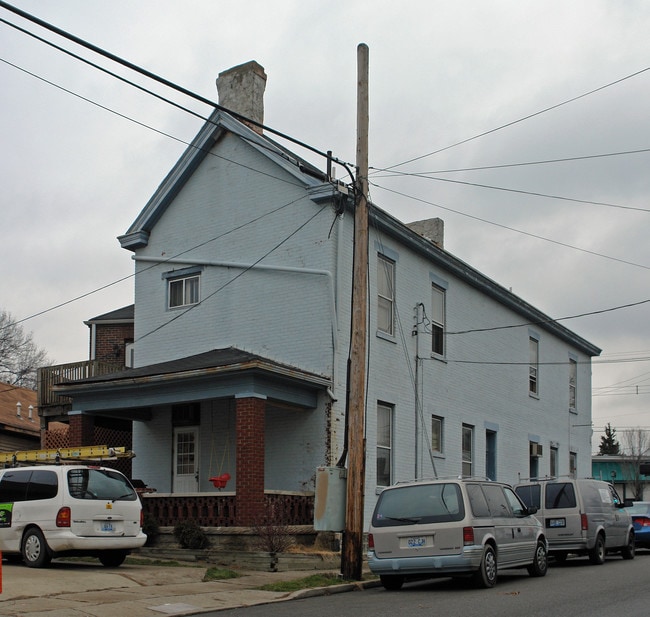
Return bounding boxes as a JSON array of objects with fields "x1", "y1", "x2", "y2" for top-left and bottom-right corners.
[{"x1": 0, "y1": 558, "x2": 377, "y2": 617}]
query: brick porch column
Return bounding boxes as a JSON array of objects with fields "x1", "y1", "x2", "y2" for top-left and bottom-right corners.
[
  {"x1": 235, "y1": 394, "x2": 266, "y2": 526},
  {"x1": 68, "y1": 411, "x2": 94, "y2": 447}
]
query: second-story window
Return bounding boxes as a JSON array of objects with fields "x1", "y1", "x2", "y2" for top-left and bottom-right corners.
[
  {"x1": 569, "y1": 357, "x2": 577, "y2": 411},
  {"x1": 377, "y1": 254, "x2": 395, "y2": 336},
  {"x1": 431, "y1": 284, "x2": 445, "y2": 356},
  {"x1": 529, "y1": 336, "x2": 539, "y2": 396},
  {"x1": 169, "y1": 274, "x2": 200, "y2": 308}
]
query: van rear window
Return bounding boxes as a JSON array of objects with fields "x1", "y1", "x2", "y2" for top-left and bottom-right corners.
[
  {"x1": 67, "y1": 469, "x2": 137, "y2": 501},
  {"x1": 515, "y1": 485, "x2": 541, "y2": 509},
  {"x1": 545, "y1": 483, "x2": 577, "y2": 509},
  {"x1": 372, "y1": 482, "x2": 464, "y2": 527}
]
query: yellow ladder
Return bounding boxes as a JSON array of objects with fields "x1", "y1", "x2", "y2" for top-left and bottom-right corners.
[{"x1": 0, "y1": 445, "x2": 134, "y2": 464}]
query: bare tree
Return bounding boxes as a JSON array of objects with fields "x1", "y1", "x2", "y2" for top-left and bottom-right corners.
[
  {"x1": 0, "y1": 309, "x2": 50, "y2": 390},
  {"x1": 620, "y1": 428, "x2": 650, "y2": 500}
]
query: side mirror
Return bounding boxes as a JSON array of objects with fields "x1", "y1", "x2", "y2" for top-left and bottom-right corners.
[
  {"x1": 525, "y1": 506, "x2": 538, "y2": 515},
  {"x1": 622, "y1": 499, "x2": 634, "y2": 508}
]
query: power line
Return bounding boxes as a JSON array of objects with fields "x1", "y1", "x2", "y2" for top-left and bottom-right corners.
[
  {"x1": 0, "y1": 3, "x2": 356, "y2": 180},
  {"x1": 374, "y1": 147, "x2": 650, "y2": 175},
  {"x1": 376, "y1": 67, "x2": 650, "y2": 171},
  {"x1": 2, "y1": 195, "x2": 311, "y2": 331},
  {"x1": 134, "y1": 201, "x2": 330, "y2": 344},
  {"x1": 371, "y1": 173, "x2": 649, "y2": 214},
  {"x1": 370, "y1": 182, "x2": 650, "y2": 271}
]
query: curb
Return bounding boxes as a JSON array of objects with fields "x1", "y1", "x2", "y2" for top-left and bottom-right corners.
[{"x1": 290, "y1": 578, "x2": 382, "y2": 600}]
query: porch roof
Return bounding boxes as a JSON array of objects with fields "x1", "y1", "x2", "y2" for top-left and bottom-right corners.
[{"x1": 51, "y1": 347, "x2": 330, "y2": 420}]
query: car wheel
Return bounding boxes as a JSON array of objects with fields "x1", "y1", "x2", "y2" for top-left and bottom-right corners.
[
  {"x1": 473, "y1": 544, "x2": 497, "y2": 588},
  {"x1": 588, "y1": 533, "x2": 606, "y2": 565},
  {"x1": 99, "y1": 550, "x2": 128, "y2": 567},
  {"x1": 621, "y1": 533, "x2": 636, "y2": 560},
  {"x1": 527, "y1": 540, "x2": 548, "y2": 577},
  {"x1": 380, "y1": 574, "x2": 404, "y2": 591},
  {"x1": 21, "y1": 528, "x2": 52, "y2": 568}
]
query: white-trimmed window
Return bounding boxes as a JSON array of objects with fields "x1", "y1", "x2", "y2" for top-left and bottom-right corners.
[
  {"x1": 377, "y1": 255, "x2": 395, "y2": 336},
  {"x1": 550, "y1": 446, "x2": 558, "y2": 477},
  {"x1": 431, "y1": 284, "x2": 445, "y2": 356},
  {"x1": 167, "y1": 273, "x2": 200, "y2": 309},
  {"x1": 462, "y1": 424, "x2": 473, "y2": 476},
  {"x1": 569, "y1": 357, "x2": 577, "y2": 411},
  {"x1": 431, "y1": 415, "x2": 443, "y2": 454},
  {"x1": 377, "y1": 403, "x2": 393, "y2": 486},
  {"x1": 529, "y1": 337, "x2": 539, "y2": 396}
]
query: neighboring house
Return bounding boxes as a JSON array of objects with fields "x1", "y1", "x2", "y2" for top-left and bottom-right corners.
[
  {"x1": 0, "y1": 382, "x2": 40, "y2": 451},
  {"x1": 48, "y1": 61, "x2": 600, "y2": 528},
  {"x1": 37, "y1": 306, "x2": 134, "y2": 477},
  {"x1": 592, "y1": 455, "x2": 650, "y2": 501}
]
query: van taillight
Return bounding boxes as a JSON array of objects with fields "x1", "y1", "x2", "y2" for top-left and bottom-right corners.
[
  {"x1": 368, "y1": 533, "x2": 375, "y2": 549},
  {"x1": 463, "y1": 527, "x2": 475, "y2": 545},
  {"x1": 56, "y1": 507, "x2": 71, "y2": 527},
  {"x1": 581, "y1": 513, "x2": 588, "y2": 531},
  {"x1": 140, "y1": 510, "x2": 144, "y2": 529}
]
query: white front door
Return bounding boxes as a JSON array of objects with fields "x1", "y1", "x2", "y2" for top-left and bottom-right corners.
[{"x1": 173, "y1": 427, "x2": 199, "y2": 492}]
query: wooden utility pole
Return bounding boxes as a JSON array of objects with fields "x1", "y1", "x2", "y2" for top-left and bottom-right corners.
[{"x1": 341, "y1": 42, "x2": 369, "y2": 582}]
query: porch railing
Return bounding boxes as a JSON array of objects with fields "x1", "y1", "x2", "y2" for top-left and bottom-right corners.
[
  {"x1": 141, "y1": 491, "x2": 315, "y2": 527},
  {"x1": 38, "y1": 360, "x2": 124, "y2": 408}
]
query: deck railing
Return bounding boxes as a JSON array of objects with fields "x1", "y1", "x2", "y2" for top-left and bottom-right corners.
[{"x1": 38, "y1": 361, "x2": 124, "y2": 408}]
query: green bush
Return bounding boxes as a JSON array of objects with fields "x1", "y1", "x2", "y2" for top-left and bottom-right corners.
[
  {"x1": 173, "y1": 520, "x2": 210, "y2": 549},
  {"x1": 142, "y1": 513, "x2": 160, "y2": 546}
]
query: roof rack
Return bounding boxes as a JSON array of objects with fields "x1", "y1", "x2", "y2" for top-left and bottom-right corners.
[{"x1": 0, "y1": 445, "x2": 135, "y2": 467}]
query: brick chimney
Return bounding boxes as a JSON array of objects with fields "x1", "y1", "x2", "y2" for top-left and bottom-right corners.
[
  {"x1": 216, "y1": 61, "x2": 267, "y2": 135},
  {"x1": 406, "y1": 217, "x2": 444, "y2": 249}
]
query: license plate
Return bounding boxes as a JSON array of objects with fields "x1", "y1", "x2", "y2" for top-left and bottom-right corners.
[
  {"x1": 407, "y1": 536, "x2": 427, "y2": 548},
  {"x1": 548, "y1": 518, "x2": 566, "y2": 528},
  {"x1": 101, "y1": 522, "x2": 114, "y2": 532}
]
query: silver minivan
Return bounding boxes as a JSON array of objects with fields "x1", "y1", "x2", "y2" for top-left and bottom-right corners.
[
  {"x1": 514, "y1": 478, "x2": 635, "y2": 564},
  {"x1": 367, "y1": 478, "x2": 548, "y2": 590},
  {"x1": 0, "y1": 465, "x2": 147, "y2": 567}
]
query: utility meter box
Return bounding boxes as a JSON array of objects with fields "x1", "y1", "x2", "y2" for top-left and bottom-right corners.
[{"x1": 313, "y1": 466, "x2": 347, "y2": 531}]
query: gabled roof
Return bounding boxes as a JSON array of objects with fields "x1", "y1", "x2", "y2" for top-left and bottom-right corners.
[
  {"x1": 85, "y1": 304, "x2": 134, "y2": 324},
  {"x1": 0, "y1": 382, "x2": 39, "y2": 438},
  {"x1": 117, "y1": 101, "x2": 600, "y2": 358},
  {"x1": 118, "y1": 111, "x2": 329, "y2": 251}
]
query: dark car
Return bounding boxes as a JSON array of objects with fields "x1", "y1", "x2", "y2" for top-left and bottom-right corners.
[{"x1": 624, "y1": 501, "x2": 650, "y2": 549}]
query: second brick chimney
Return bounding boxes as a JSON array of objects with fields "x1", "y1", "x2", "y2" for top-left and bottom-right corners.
[{"x1": 216, "y1": 61, "x2": 267, "y2": 135}]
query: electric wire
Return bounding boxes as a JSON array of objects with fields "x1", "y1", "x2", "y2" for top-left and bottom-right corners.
[
  {"x1": 371, "y1": 173, "x2": 649, "y2": 214},
  {"x1": 134, "y1": 201, "x2": 330, "y2": 344},
  {"x1": 370, "y1": 182, "x2": 650, "y2": 271},
  {"x1": 379, "y1": 147, "x2": 650, "y2": 175},
  {"x1": 374, "y1": 66, "x2": 650, "y2": 172},
  {"x1": 0, "y1": 3, "x2": 356, "y2": 180}
]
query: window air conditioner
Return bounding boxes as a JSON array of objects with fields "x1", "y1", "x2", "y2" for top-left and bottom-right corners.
[{"x1": 530, "y1": 443, "x2": 543, "y2": 458}]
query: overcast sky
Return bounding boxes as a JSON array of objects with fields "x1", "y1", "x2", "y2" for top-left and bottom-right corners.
[{"x1": 1, "y1": 1, "x2": 649, "y2": 450}]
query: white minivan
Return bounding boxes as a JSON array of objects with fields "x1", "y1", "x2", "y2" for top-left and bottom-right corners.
[
  {"x1": 514, "y1": 478, "x2": 634, "y2": 564},
  {"x1": 0, "y1": 465, "x2": 147, "y2": 567}
]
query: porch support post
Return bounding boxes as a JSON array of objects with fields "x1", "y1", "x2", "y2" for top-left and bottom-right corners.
[
  {"x1": 68, "y1": 410, "x2": 94, "y2": 447},
  {"x1": 235, "y1": 393, "x2": 266, "y2": 526}
]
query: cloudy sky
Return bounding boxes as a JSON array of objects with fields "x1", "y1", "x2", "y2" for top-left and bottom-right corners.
[{"x1": 1, "y1": 1, "x2": 649, "y2": 450}]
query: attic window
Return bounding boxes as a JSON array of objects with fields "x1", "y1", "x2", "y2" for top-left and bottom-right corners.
[{"x1": 163, "y1": 266, "x2": 203, "y2": 309}]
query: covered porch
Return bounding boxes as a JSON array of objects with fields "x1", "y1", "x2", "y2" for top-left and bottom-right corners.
[{"x1": 52, "y1": 347, "x2": 331, "y2": 527}]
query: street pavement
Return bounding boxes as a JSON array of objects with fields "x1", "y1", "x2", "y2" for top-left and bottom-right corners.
[{"x1": 0, "y1": 558, "x2": 377, "y2": 617}]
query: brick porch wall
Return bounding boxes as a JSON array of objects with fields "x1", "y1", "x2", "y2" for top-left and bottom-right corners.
[{"x1": 235, "y1": 395, "x2": 266, "y2": 525}]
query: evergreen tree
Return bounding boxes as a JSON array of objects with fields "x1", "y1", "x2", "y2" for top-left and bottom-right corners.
[{"x1": 598, "y1": 423, "x2": 620, "y2": 455}]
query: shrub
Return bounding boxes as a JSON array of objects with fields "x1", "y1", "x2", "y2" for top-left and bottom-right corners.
[
  {"x1": 142, "y1": 513, "x2": 160, "y2": 547},
  {"x1": 173, "y1": 520, "x2": 210, "y2": 549}
]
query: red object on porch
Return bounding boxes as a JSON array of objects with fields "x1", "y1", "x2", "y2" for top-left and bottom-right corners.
[{"x1": 209, "y1": 472, "x2": 231, "y2": 489}]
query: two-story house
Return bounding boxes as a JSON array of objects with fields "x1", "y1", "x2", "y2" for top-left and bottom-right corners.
[{"x1": 50, "y1": 61, "x2": 600, "y2": 528}]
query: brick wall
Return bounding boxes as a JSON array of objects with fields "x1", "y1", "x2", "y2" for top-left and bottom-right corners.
[{"x1": 93, "y1": 323, "x2": 134, "y2": 365}]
